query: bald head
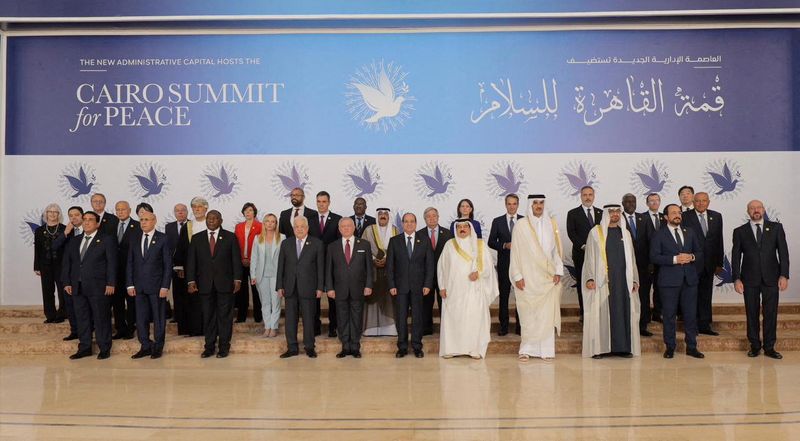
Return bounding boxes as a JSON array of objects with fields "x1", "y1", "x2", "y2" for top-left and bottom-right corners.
[
  {"x1": 115, "y1": 201, "x2": 131, "y2": 221},
  {"x1": 747, "y1": 200, "x2": 765, "y2": 221}
]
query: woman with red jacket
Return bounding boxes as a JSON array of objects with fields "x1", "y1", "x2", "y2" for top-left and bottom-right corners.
[{"x1": 234, "y1": 202, "x2": 263, "y2": 323}]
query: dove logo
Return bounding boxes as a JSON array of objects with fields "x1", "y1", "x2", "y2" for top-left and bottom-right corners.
[
  {"x1": 19, "y1": 208, "x2": 44, "y2": 246},
  {"x1": 271, "y1": 162, "x2": 312, "y2": 198},
  {"x1": 129, "y1": 163, "x2": 169, "y2": 201},
  {"x1": 345, "y1": 60, "x2": 415, "y2": 132},
  {"x1": 392, "y1": 209, "x2": 407, "y2": 231},
  {"x1": 629, "y1": 161, "x2": 671, "y2": 196},
  {"x1": 558, "y1": 161, "x2": 599, "y2": 197},
  {"x1": 714, "y1": 254, "x2": 734, "y2": 290},
  {"x1": 703, "y1": 160, "x2": 743, "y2": 199},
  {"x1": 414, "y1": 162, "x2": 454, "y2": 202},
  {"x1": 342, "y1": 162, "x2": 382, "y2": 198},
  {"x1": 485, "y1": 162, "x2": 526, "y2": 197},
  {"x1": 200, "y1": 162, "x2": 240, "y2": 201},
  {"x1": 58, "y1": 163, "x2": 98, "y2": 202}
]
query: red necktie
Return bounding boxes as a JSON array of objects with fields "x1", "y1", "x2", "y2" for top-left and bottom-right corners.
[
  {"x1": 294, "y1": 208, "x2": 300, "y2": 218},
  {"x1": 430, "y1": 229, "x2": 436, "y2": 249},
  {"x1": 209, "y1": 231, "x2": 216, "y2": 256},
  {"x1": 345, "y1": 239, "x2": 351, "y2": 265},
  {"x1": 319, "y1": 215, "x2": 325, "y2": 233}
]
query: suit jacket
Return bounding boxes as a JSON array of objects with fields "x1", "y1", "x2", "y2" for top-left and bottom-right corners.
[
  {"x1": 318, "y1": 212, "x2": 343, "y2": 246},
  {"x1": 350, "y1": 214, "x2": 376, "y2": 238},
  {"x1": 276, "y1": 235, "x2": 325, "y2": 298},
  {"x1": 623, "y1": 211, "x2": 653, "y2": 270},
  {"x1": 98, "y1": 212, "x2": 120, "y2": 238},
  {"x1": 644, "y1": 211, "x2": 666, "y2": 238},
  {"x1": 115, "y1": 219, "x2": 140, "y2": 283},
  {"x1": 649, "y1": 225, "x2": 703, "y2": 287},
  {"x1": 164, "y1": 220, "x2": 185, "y2": 256},
  {"x1": 185, "y1": 229, "x2": 243, "y2": 293},
  {"x1": 279, "y1": 206, "x2": 320, "y2": 239},
  {"x1": 416, "y1": 225, "x2": 452, "y2": 289},
  {"x1": 33, "y1": 223, "x2": 67, "y2": 270},
  {"x1": 682, "y1": 209, "x2": 724, "y2": 275},
  {"x1": 488, "y1": 214, "x2": 524, "y2": 271},
  {"x1": 732, "y1": 221, "x2": 790, "y2": 287},
  {"x1": 126, "y1": 230, "x2": 173, "y2": 295},
  {"x1": 324, "y1": 237, "x2": 373, "y2": 300},
  {"x1": 567, "y1": 206, "x2": 603, "y2": 259},
  {"x1": 61, "y1": 231, "x2": 117, "y2": 296},
  {"x1": 386, "y1": 233, "x2": 435, "y2": 294}
]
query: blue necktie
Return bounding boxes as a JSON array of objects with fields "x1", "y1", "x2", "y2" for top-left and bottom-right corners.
[{"x1": 628, "y1": 215, "x2": 637, "y2": 238}]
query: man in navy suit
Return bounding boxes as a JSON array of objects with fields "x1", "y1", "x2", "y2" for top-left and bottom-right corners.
[
  {"x1": 622, "y1": 193, "x2": 655, "y2": 336},
  {"x1": 650, "y1": 204, "x2": 704, "y2": 359},
  {"x1": 488, "y1": 194, "x2": 524, "y2": 335},
  {"x1": 732, "y1": 199, "x2": 790, "y2": 359},
  {"x1": 112, "y1": 200, "x2": 140, "y2": 340},
  {"x1": 316, "y1": 191, "x2": 342, "y2": 337},
  {"x1": 388, "y1": 213, "x2": 434, "y2": 358},
  {"x1": 682, "y1": 192, "x2": 724, "y2": 336},
  {"x1": 350, "y1": 197, "x2": 376, "y2": 238},
  {"x1": 279, "y1": 187, "x2": 320, "y2": 239},
  {"x1": 61, "y1": 211, "x2": 117, "y2": 360},
  {"x1": 127, "y1": 211, "x2": 173, "y2": 359},
  {"x1": 566, "y1": 185, "x2": 603, "y2": 320},
  {"x1": 52, "y1": 205, "x2": 85, "y2": 341},
  {"x1": 416, "y1": 207, "x2": 452, "y2": 335},
  {"x1": 164, "y1": 203, "x2": 189, "y2": 321}
]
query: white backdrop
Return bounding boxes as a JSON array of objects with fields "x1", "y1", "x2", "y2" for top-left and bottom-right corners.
[{"x1": 1, "y1": 151, "x2": 797, "y2": 305}]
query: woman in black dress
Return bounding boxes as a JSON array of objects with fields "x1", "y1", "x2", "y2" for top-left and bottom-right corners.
[{"x1": 33, "y1": 203, "x2": 67, "y2": 323}]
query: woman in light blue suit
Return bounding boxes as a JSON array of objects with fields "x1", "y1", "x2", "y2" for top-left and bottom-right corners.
[{"x1": 250, "y1": 213, "x2": 284, "y2": 337}]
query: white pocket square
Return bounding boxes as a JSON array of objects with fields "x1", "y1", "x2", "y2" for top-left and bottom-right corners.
[{"x1": 357, "y1": 250, "x2": 366, "y2": 253}]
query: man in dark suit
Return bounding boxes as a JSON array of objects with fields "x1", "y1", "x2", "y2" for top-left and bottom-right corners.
[
  {"x1": 172, "y1": 198, "x2": 207, "y2": 337},
  {"x1": 126, "y1": 211, "x2": 173, "y2": 359},
  {"x1": 645, "y1": 193, "x2": 666, "y2": 322},
  {"x1": 164, "y1": 203, "x2": 189, "y2": 322},
  {"x1": 350, "y1": 197, "x2": 376, "y2": 238},
  {"x1": 682, "y1": 192, "x2": 724, "y2": 336},
  {"x1": 52, "y1": 205, "x2": 85, "y2": 341},
  {"x1": 622, "y1": 193, "x2": 655, "y2": 336},
  {"x1": 276, "y1": 215, "x2": 325, "y2": 358},
  {"x1": 732, "y1": 199, "x2": 790, "y2": 359},
  {"x1": 111, "y1": 201, "x2": 140, "y2": 340},
  {"x1": 90, "y1": 193, "x2": 119, "y2": 237},
  {"x1": 61, "y1": 211, "x2": 117, "y2": 360},
  {"x1": 325, "y1": 217, "x2": 373, "y2": 358},
  {"x1": 279, "y1": 187, "x2": 320, "y2": 239},
  {"x1": 650, "y1": 204, "x2": 704, "y2": 359},
  {"x1": 186, "y1": 210, "x2": 243, "y2": 359},
  {"x1": 316, "y1": 191, "x2": 342, "y2": 337},
  {"x1": 416, "y1": 207, "x2": 452, "y2": 335},
  {"x1": 566, "y1": 185, "x2": 603, "y2": 320},
  {"x1": 388, "y1": 213, "x2": 434, "y2": 358},
  {"x1": 488, "y1": 193, "x2": 525, "y2": 336}
]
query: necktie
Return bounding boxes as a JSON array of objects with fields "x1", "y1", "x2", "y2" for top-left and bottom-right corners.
[
  {"x1": 509, "y1": 217, "x2": 515, "y2": 233},
  {"x1": 80, "y1": 236, "x2": 92, "y2": 261},
  {"x1": 296, "y1": 239, "x2": 303, "y2": 258},
  {"x1": 674, "y1": 228, "x2": 683, "y2": 250},
  {"x1": 178, "y1": 221, "x2": 184, "y2": 235},
  {"x1": 143, "y1": 233, "x2": 150, "y2": 257},
  {"x1": 586, "y1": 208, "x2": 593, "y2": 225},
  {"x1": 628, "y1": 215, "x2": 637, "y2": 238},
  {"x1": 357, "y1": 217, "x2": 363, "y2": 231},
  {"x1": 756, "y1": 224, "x2": 763, "y2": 247},
  {"x1": 430, "y1": 229, "x2": 436, "y2": 249},
  {"x1": 209, "y1": 232, "x2": 216, "y2": 256},
  {"x1": 653, "y1": 214, "x2": 660, "y2": 230},
  {"x1": 319, "y1": 215, "x2": 325, "y2": 233},
  {"x1": 345, "y1": 239, "x2": 351, "y2": 265},
  {"x1": 407, "y1": 236, "x2": 413, "y2": 259},
  {"x1": 294, "y1": 208, "x2": 300, "y2": 219},
  {"x1": 699, "y1": 213, "x2": 708, "y2": 237},
  {"x1": 117, "y1": 222, "x2": 125, "y2": 243}
]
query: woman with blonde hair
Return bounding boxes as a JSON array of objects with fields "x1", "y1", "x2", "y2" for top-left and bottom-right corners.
[
  {"x1": 250, "y1": 213, "x2": 284, "y2": 337},
  {"x1": 33, "y1": 203, "x2": 67, "y2": 323}
]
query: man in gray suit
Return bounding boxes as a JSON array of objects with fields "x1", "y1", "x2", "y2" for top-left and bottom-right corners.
[
  {"x1": 277, "y1": 216, "x2": 325, "y2": 358},
  {"x1": 325, "y1": 217, "x2": 373, "y2": 358}
]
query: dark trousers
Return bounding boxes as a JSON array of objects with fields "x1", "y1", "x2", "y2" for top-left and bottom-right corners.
[
  {"x1": 336, "y1": 296, "x2": 364, "y2": 353},
  {"x1": 39, "y1": 264, "x2": 66, "y2": 321},
  {"x1": 423, "y1": 285, "x2": 442, "y2": 335},
  {"x1": 394, "y1": 291, "x2": 424, "y2": 351},
  {"x1": 637, "y1": 267, "x2": 653, "y2": 331},
  {"x1": 73, "y1": 289, "x2": 112, "y2": 353},
  {"x1": 236, "y1": 266, "x2": 262, "y2": 322},
  {"x1": 573, "y1": 253, "x2": 586, "y2": 317},
  {"x1": 660, "y1": 282, "x2": 698, "y2": 350},
  {"x1": 174, "y1": 275, "x2": 202, "y2": 336},
  {"x1": 743, "y1": 284, "x2": 779, "y2": 351},
  {"x1": 135, "y1": 293, "x2": 167, "y2": 351},
  {"x1": 200, "y1": 286, "x2": 234, "y2": 353},
  {"x1": 315, "y1": 296, "x2": 337, "y2": 336},
  {"x1": 696, "y1": 270, "x2": 715, "y2": 331},
  {"x1": 497, "y1": 263, "x2": 512, "y2": 333},
  {"x1": 285, "y1": 294, "x2": 316, "y2": 352},
  {"x1": 651, "y1": 267, "x2": 662, "y2": 319},
  {"x1": 112, "y1": 281, "x2": 136, "y2": 335},
  {"x1": 64, "y1": 292, "x2": 79, "y2": 335}
]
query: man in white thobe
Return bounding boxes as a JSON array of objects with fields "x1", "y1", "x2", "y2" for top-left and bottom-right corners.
[
  {"x1": 582, "y1": 204, "x2": 641, "y2": 359},
  {"x1": 438, "y1": 220, "x2": 498, "y2": 359},
  {"x1": 510, "y1": 194, "x2": 564, "y2": 361}
]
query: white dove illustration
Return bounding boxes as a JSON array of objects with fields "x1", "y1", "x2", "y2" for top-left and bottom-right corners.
[{"x1": 351, "y1": 69, "x2": 405, "y2": 123}]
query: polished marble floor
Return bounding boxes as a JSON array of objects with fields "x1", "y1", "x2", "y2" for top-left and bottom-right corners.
[{"x1": 1, "y1": 352, "x2": 798, "y2": 440}]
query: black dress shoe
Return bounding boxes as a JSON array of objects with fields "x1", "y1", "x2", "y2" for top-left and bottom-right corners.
[
  {"x1": 414, "y1": 350, "x2": 424, "y2": 358},
  {"x1": 306, "y1": 349, "x2": 318, "y2": 358},
  {"x1": 63, "y1": 333, "x2": 78, "y2": 341},
  {"x1": 764, "y1": 349, "x2": 783, "y2": 360},
  {"x1": 337, "y1": 351, "x2": 349, "y2": 358},
  {"x1": 314, "y1": 331, "x2": 322, "y2": 337},
  {"x1": 112, "y1": 333, "x2": 124, "y2": 340},
  {"x1": 234, "y1": 318, "x2": 245, "y2": 323},
  {"x1": 640, "y1": 330, "x2": 653, "y2": 337},
  {"x1": 97, "y1": 351, "x2": 110, "y2": 360},
  {"x1": 122, "y1": 333, "x2": 135, "y2": 340},
  {"x1": 652, "y1": 315, "x2": 663, "y2": 323},
  {"x1": 169, "y1": 319, "x2": 178, "y2": 323},
  {"x1": 131, "y1": 349, "x2": 152, "y2": 359},
  {"x1": 280, "y1": 350, "x2": 298, "y2": 358},
  {"x1": 352, "y1": 351, "x2": 362, "y2": 358},
  {"x1": 53, "y1": 318, "x2": 65, "y2": 324},
  {"x1": 395, "y1": 350, "x2": 407, "y2": 358},
  {"x1": 498, "y1": 330, "x2": 508, "y2": 337},
  {"x1": 747, "y1": 348, "x2": 760, "y2": 357},
  {"x1": 619, "y1": 352, "x2": 634, "y2": 358},
  {"x1": 201, "y1": 349, "x2": 215, "y2": 358},
  {"x1": 699, "y1": 329, "x2": 720, "y2": 336},
  {"x1": 686, "y1": 348, "x2": 705, "y2": 359},
  {"x1": 328, "y1": 331, "x2": 338, "y2": 338},
  {"x1": 216, "y1": 351, "x2": 229, "y2": 358},
  {"x1": 69, "y1": 350, "x2": 92, "y2": 360},
  {"x1": 423, "y1": 329, "x2": 433, "y2": 336},
  {"x1": 592, "y1": 354, "x2": 603, "y2": 359},
  {"x1": 150, "y1": 350, "x2": 162, "y2": 359},
  {"x1": 663, "y1": 349, "x2": 674, "y2": 359}
]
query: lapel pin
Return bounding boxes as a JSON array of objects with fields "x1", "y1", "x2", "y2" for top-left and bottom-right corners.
[
  {"x1": 766, "y1": 227, "x2": 770, "y2": 232},
  {"x1": 96, "y1": 239, "x2": 101, "y2": 243}
]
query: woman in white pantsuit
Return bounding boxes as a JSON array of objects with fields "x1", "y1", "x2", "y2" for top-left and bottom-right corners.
[{"x1": 249, "y1": 214, "x2": 284, "y2": 337}]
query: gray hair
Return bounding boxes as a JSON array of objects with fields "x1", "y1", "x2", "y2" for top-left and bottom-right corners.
[
  {"x1": 293, "y1": 215, "x2": 309, "y2": 228},
  {"x1": 338, "y1": 217, "x2": 355, "y2": 227},
  {"x1": 190, "y1": 197, "x2": 209, "y2": 208},
  {"x1": 423, "y1": 207, "x2": 439, "y2": 217},
  {"x1": 43, "y1": 203, "x2": 63, "y2": 224}
]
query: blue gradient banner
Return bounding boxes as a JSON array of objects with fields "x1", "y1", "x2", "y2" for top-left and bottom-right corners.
[{"x1": 5, "y1": 29, "x2": 798, "y2": 155}]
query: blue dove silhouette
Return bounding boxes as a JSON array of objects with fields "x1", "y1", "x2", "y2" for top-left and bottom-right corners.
[
  {"x1": 636, "y1": 164, "x2": 666, "y2": 194},
  {"x1": 563, "y1": 165, "x2": 594, "y2": 196},
  {"x1": 348, "y1": 166, "x2": 378, "y2": 197},
  {"x1": 564, "y1": 265, "x2": 579, "y2": 288},
  {"x1": 764, "y1": 210, "x2": 773, "y2": 222},
  {"x1": 135, "y1": 166, "x2": 164, "y2": 198},
  {"x1": 205, "y1": 166, "x2": 235, "y2": 198},
  {"x1": 393, "y1": 212, "x2": 403, "y2": 231},
  {"x1": 419, "y1": 166, "x2": 450, "y2": 197},
  {"x1": 715, "y1": 255, "x2": 733, "y2": 287},
  {"x1": 63, "y1": 166, "x2": 94, "y2": 198},
  {"x1": 491, "y1": 165, "x2": 521, "y2": 195},
  {"x1": 708, "y1": 163, "x2": 738, "y2": 195},
  {"x1": 277, "y1": 166, "x2": 306, "y2": 197},
  {"x1": 26, "y1": 221, "x2": 42, "y2": 235}
]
